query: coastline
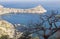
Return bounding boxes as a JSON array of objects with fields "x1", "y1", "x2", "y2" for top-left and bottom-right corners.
[{"x1": 0, "y1": 5, "x2": 47, "y2": 15}]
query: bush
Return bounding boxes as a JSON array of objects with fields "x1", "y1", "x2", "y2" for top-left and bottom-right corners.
[
  {"x1": 0, "y1": 35, "x2": 9, "y2": 39},
  {"x1": 0, "y1": 35, "x2": 25, "y2": 39}
]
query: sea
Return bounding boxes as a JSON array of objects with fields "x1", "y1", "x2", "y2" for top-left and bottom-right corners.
[
  {"x1": 0, "y1": 1, "x2": 60, "y2": 25},
  {"x1": 0, "y1": 1, "x2": 60, "y2": 38}
]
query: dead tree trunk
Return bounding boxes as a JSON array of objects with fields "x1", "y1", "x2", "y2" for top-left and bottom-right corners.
[{"x1": 44, "y1": 35, "x2": 49, "y2": 39}]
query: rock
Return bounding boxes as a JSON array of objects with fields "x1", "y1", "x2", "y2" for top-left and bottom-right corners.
[
  {"x1": 0, "y1": 5, "x2": 47, "y2": 15},
  {"x1": 0, "y1": 20, "x2": 15, "y2": 38}
]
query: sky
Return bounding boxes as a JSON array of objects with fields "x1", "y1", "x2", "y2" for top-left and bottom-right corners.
[{"x1": 0, "y1": 0, "x2": 60, "y2": 2}]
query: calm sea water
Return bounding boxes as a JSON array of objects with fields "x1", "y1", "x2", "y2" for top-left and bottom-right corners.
[
  {"x1": 0, "y1": 1, "x2": 60, "y2": 38},
  {"x1": 0, "y1": 1, "x2": 60, "y2": 25}
]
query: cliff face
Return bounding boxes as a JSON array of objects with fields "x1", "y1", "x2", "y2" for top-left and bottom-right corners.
[
  {"x1": 55, "y1": 30, "x2": 60, "y2": 38},
  {"x1": 0, "y1": 20, "x2": 15, "y2": 38},
  {"x1": 0, "y1": 5, "x2": 47, "y2": 15}
]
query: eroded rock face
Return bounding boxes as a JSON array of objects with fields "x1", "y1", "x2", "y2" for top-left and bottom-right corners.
[
  {"x1": 55, "y1": 30, "x2": 60, "y2": 38},
  {"x1": 0, "y1": 20, "x2": 15, "y2": 38}
]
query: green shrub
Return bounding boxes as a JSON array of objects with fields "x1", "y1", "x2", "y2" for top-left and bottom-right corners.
[{"x1": 0, "y1": 35, "x2": 9, "y2": 39}]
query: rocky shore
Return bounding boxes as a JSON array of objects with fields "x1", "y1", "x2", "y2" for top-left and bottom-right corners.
[{"x1": 0, "y1": 5, "x2": 47, "y2": 15}]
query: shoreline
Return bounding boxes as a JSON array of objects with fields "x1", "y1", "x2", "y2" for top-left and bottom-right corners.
[{"x1": 0, "y1": 5, "x2": 47, "y2": 15}]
